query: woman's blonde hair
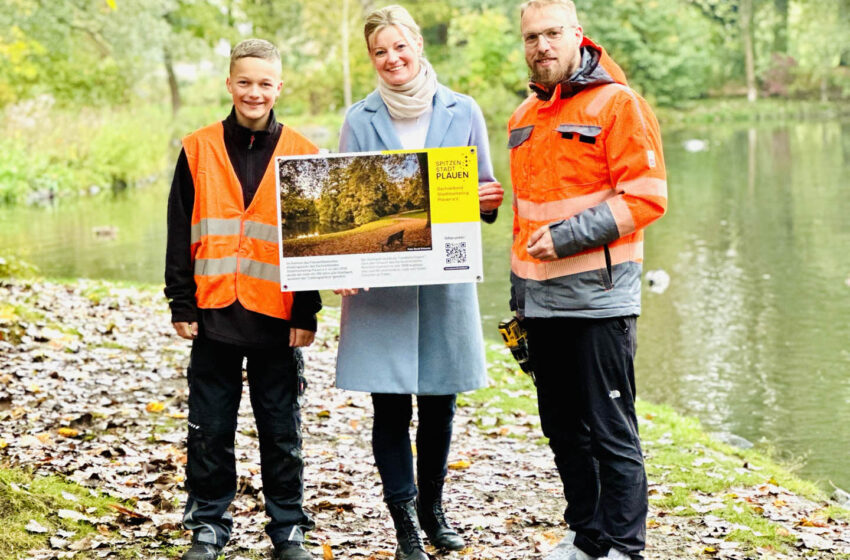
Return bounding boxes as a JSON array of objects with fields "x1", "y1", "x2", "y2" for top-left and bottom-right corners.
[{"x1": 363, "y1": 5, "x2": 422, "y2": 53}]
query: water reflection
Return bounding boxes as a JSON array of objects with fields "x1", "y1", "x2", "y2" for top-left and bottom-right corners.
[
  {"x1": 1, "y1": 120, "x2": 849, "y2": 490},
  {"x1": 638, "y1": 122, "x2": 850, "y2": 490}
]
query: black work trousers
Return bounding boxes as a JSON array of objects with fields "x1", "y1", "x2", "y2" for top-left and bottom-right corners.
[
  {"x1": 183, "y1": 337, "x2": 313, "y2": 548},
  {"x1": 525, "y1": 316, "x2": 647, "y2": 560},
  {"x1": 371, "y1": 393, "x2": 457, "y2": 504}
]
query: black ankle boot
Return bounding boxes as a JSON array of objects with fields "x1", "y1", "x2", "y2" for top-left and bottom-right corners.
[
  {"x1": 387, "y1": 498, "x2": 429, "y2": 560},
  {"x1": 416, "y1": 480, "x2": 465, "y2": 551}
]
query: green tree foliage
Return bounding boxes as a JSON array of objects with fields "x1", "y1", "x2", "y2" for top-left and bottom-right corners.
[
  {"x1": 579, "y1": 0, "x2": 725, "y2": 105},
  {"x1": 0, "y1": 0, "x2": 139, "y2": 106},
  {"x1": 440, "y1": 9, "x2": 526, "y2": 124},
  {"x1": 787, "y1": 0, "x2": 850, "y2": 99},
  {"x1": 4, "y1": 0, "x2": 849, "y2": 115},
  {"x1": 0, "y1": 0, "x2": 231, "y2": 110}
]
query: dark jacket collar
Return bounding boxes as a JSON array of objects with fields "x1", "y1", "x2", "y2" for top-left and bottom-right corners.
[{"x1": 223, "y1": 107, "x2": 280, "y2": 148}]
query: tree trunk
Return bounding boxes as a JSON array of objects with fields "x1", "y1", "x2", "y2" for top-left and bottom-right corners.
[
  {"x1": 773, "y1": 0, "x2": 788, "y2": 54},
  {"x1": 164, "y1": 48, "x2": 181, "y2": 117},
  {"x1": 747, "y1": 128, "x2": 757, "y2": 195},
  {"x1": 843, "y1": 0, "x2": 850, "y2": 67},
  {"x1": 741, "y1": 0, "x2": 758, "y2": 102},
  {"x1": 342, "y1": 0, "x2": 352, "y2": 109}
]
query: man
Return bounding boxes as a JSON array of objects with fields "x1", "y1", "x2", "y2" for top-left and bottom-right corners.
[{"x1": 508, "y1": 2, "x2": 667, "y2": 560}]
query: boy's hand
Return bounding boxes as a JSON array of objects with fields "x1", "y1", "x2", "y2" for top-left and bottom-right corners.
[
  {"x1": 173, "y1": 321, "x2": 198, "y2": 340},
  {"x1": 290, "y1": 328, "x2": 315, "y2": 348}
]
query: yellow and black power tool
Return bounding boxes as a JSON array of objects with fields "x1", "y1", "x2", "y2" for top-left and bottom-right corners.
[{"x1": 498, "y1": 317, "x2": 535, "y2": 385}]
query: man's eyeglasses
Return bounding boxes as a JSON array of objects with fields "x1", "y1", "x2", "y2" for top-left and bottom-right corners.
[{"x1": 523, "y1": 26, "x2": 567, "y2": 48}]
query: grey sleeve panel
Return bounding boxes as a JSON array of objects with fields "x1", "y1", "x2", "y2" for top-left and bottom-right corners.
[
  {"x1": 549, "y1": 203, "x2": 621, "y2": 258},
  {"x1": 518, "y1": 262, "x2": 643, "y2": 319},
  {"x1": 509, "y1": 271, "x2": 526, "y2": 317}
]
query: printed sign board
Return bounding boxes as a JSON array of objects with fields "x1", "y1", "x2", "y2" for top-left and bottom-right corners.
[{"x1": 275, "y1": 147, "x2": 483, "y2": 291}]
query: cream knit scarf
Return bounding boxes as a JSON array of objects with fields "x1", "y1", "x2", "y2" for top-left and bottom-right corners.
[{"x1": 377, "y1": 58, "x2": 438, "y2": 120}]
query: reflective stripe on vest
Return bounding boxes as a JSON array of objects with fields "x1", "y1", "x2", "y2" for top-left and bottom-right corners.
[
  {"x1": 190, "y1": 218, "x2": 280, "y2": 245},
  {"x1": 183, "y1": 121, "x2": 318, "y2": 319}
]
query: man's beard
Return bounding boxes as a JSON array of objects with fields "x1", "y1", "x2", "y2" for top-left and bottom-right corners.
[{"x1": 529, "y1": 63, "x2": 571, "y2": 88}]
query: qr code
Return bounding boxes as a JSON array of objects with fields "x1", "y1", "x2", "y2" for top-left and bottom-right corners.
[{"x1": 445, "y1": 241, "x2": 467, "y2": 264}]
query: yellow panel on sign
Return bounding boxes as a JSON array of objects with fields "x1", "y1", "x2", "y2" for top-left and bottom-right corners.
[{"x1": 383, "y1": 146, "x2": 479, "y2": 224}]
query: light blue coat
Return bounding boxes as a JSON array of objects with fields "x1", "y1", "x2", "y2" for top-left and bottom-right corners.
[{"x1": 335, "y1": 84, "x2": 496, "y2": 395}]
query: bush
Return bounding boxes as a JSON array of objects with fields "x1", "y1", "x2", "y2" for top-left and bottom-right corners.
[
  {"x1": 0, "y1": 102, "x2": 171, "y2": 204},
  {"x1": 0, "y1": 256, "x2": 38, "y2": 279}
]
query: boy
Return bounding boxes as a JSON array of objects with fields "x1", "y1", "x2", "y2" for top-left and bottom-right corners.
[{"x1": 165, "y1": 39, "x2": 320, "y2": 560}]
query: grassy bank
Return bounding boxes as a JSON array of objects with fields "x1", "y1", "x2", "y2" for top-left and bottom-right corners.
[
  {"x1": 468, "y1": 347, "x2": 849, "y2": 557},
  {"x1": 0, "y1": 105, "x2": 173, "y2": 205},
  {"x1": 0, "y1": 102, "x2": 343, "y2": 206},
  {"x1": 655, "y1": 97, "x2": 850, "y2": 127}
]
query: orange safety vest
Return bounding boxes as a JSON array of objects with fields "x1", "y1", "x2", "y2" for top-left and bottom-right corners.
[
  {"x1": 509, "y1": 40, "x2": 667, "y2": 286},
  {"x1": 182, "y1": 122, "x2": 318, "y2": 319}
]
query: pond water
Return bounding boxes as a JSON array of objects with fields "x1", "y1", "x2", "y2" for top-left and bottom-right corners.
[{"x1": 2, "y1": 120, "x2": 849, "y2": 491}]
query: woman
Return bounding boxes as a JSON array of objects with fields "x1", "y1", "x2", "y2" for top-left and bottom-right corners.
[{"x1": 334, "y1": 5, "x2": 503, "y2": 560}]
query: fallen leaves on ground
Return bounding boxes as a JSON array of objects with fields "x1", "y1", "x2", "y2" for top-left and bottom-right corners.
[{"x1": 1, "y1": 280, "x2": 849, "y2": 559}]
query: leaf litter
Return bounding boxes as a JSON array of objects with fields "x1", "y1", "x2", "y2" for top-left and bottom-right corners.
[{"x1": 2, "y1": 280, "x2": 849, "y2": 559}]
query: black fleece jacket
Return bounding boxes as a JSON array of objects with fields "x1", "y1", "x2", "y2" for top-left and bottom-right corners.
[{"x1": 164, "y1": 108, "x2": 322, "y2": 348}]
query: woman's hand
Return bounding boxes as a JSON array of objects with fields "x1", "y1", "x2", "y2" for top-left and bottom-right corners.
[
  {"x1": 479, "y1": 181, "x2": 504, "y2": 213},
  {"x1": 333, "y1": 288, "x2": 369, "y2": 296}
]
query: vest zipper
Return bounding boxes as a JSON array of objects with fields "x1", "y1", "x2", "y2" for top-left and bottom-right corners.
[{"x1": 248, "y1": 134, "x2": 255, "y2": 150}]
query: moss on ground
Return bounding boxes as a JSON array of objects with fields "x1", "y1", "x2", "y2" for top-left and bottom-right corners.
[{"x1": 0, "y1": 469, "x2": 122, "y2": 558}]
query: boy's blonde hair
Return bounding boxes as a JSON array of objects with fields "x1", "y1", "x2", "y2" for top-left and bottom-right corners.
[
  {"x1": 363, "y1": 5, "x2": 422, "y2": 52},
  {"x1": 520, "y1": 0, "x2": 578, "y2": 21},
  {"x1": 229, "y1": 39, "x2": 281, "y2": 73}
]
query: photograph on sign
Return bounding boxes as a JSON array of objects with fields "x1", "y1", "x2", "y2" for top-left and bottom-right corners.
[{"x1": 279, "y1": 151, "x2": 432, "y2": 257}]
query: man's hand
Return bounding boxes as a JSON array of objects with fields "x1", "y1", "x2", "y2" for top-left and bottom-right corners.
[
  {"x1": 479, "y1": 181, "x2": 504, "y2": 213},
  {"x1": 173, "y1": 321, "x2": 198, "y2": 340},
  {"x1": 289, "y1": 328, "x2": 315, "y2": 348},
  {"x1": 527, "y1": 225, "x2": 559, "y2": 261}
]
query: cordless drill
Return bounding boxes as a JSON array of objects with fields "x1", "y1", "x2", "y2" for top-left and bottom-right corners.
[{"x1": 498, "y1": 317, "x2": 535, "y2": 385}]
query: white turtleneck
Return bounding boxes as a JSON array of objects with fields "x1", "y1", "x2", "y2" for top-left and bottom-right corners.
[{"x1": 391, "y1": 105, "x2": 433, "y2": 150}]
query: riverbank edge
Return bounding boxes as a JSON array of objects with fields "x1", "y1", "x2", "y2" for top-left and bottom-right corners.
[
  {"x1": 2, "y1": 97, "x2": 850, "y2": 208},
  {"x1": 1, "y1": 277, "x2": 848, "y2": 559}
]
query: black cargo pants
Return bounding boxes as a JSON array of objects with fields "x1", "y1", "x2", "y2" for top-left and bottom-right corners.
[
  {"x1": 524, "y1": 316, "x2": 647, "y2": 560},
  {"x1": 183, "y1": 336, "x2": 313, "y2": 548}
]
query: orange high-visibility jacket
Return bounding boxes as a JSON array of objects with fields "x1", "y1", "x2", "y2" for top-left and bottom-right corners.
[
  {"x1": 509, "y1": 37, "x2": 667, "y2": 319},
  {"x1": 182, "y1": 122, "x2": 318, "y2": 319}
]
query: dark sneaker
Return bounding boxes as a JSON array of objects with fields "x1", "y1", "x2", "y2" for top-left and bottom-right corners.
[
  {"x1": 273, "y1": 540, "x2": 314, "y2": 560},
  {"x1": 601, "y1": 549, "x2": 631, "y2": 560},
  {"x1": 182, "y1": 542, "x2": 223, "y2": 560}
]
